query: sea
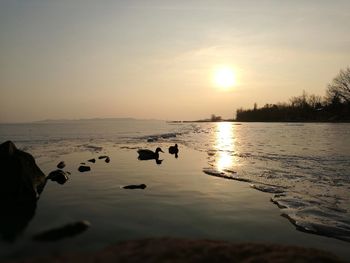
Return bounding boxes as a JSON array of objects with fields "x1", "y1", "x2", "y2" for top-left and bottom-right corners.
[{"x1": 0, "y1": 119, "x2": 349, "y2": 260}]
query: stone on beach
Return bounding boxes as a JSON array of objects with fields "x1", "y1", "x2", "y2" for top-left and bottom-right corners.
[
  {"x1": 98, "y1": 155, "x2": 109, "y2": 159},
  {"x1": 78, "y1": 165, "x2": 91, "y2": 172},
  {"x1": 88, "y1": 158, "x2": 96, "y2": 163}
]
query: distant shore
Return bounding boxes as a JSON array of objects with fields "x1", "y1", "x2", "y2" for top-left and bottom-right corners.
[{"x1": 168, "y1": 120, "x2": 350, "y2": 123}]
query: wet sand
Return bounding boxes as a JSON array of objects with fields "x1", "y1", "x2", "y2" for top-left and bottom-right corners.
[
  {"x1": 1, "y1": 143, "x2": 349, "y2": 261},
  {"x1": 6, "y1": 238, "x2": 346, "y2": 263}
]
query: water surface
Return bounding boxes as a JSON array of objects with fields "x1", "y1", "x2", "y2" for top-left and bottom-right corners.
[{"x1": 0, "y1": 120, "x2": 349, "y2": 260}]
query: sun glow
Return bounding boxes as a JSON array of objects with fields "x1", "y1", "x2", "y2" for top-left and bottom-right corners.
[
  {"x1": 215, "y1": 122, "x2": 235, "y2": 172},
  {"x1": 213, "y1": 67, "x2": 236, "y2": 89}
]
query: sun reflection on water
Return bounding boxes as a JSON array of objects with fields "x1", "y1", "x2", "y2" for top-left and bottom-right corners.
[{"x1": 215, "y1": 122, "x2": 235, "y2": 171}]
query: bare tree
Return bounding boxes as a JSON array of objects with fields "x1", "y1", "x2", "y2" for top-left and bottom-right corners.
[
  {"x1": 308, "y1": 94, "x2": 323, "y2": 109},
  {"x1": 326, "y1": 67, "x2": 350, "y2": 104},
  {"x1": 290, "y1": 90, "x2": 309, "y2": 108}
]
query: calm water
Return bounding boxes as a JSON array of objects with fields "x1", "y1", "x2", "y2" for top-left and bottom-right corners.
[{"x1": 0, "y1": 120, "x2": 349, "y2": 260}]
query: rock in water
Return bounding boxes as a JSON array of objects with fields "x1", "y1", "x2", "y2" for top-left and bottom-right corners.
[
  {"x1": 0, "y1": 141, "x2": 46, "y2": 241},
  {"x1": 88, "y1": 158, "x2": 96, "y2": 163},
  {"x1": 105, "y1": 157, "x2": 110, "y2": 163},
  {"x1": 0, "y1": 140, "x2": 46, "y2": 201},
  {"x1": 47, "y1": 170, "x2": 69, "y2": 185},
  {"x1": 57, "y1": 161, "x2": 65, "y2": 169},
  {"x1": 123, "y1": 184, "x2": 147, "y2": 189},
  {"x1": 98, "y1": 155, "x2": 109, "y2": 159},
  {"x1": 78, "y1": 165, "x2": 91, "y2": 172},
  {"x1": 33, "y1": 220, "x2": 90, "y2": 241}
]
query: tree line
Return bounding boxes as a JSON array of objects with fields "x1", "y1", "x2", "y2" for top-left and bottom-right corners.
[{"x1": 236, "y1": 67, "x2": 350, "y2": 122}]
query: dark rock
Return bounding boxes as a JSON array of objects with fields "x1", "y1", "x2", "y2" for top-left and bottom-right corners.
[
  {"x1": 0, "y1": 141, "x2": 46, "y2": 241},
  {"x1": 47, "y1": 170, "x2": 69, "y2": 185},
  {"x1": 123, "y1": 184, "x2": 146, "y2": 189},
  {"x1": 0, "y1": 140, "x2": 46, "y2": 201},
  {"x1": 105, "y1": 157, "x2": 110, "y2": 163},
  {"x1": 88, "y1": 158, "x2": 96, "y2": 163},
  {"x1": 57, "y1": 161, "x2": 65, "y2": 169},
  {"x1": 78, "y1": 165, "x2": 91, "y2": 172},
  {"x1": 98, "y1": 155, "x2": 109, "y2": 159},
  {"x1": 33, "y1": 220, "x2": 90, "y2": 242},
  {"x1": 80, "y1": 162, "x2": 86, "y2": 165}
]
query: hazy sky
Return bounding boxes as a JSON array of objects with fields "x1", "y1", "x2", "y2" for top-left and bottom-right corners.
[{"x1": 1, "y1": 0, "x2": 350, "y2": 122}]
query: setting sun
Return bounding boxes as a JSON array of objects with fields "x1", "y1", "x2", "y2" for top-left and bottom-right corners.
[{"x1": 213, "y1": 67, "x2": 236, "y2": 89}]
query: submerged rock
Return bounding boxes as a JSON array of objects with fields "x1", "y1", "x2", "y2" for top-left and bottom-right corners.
[
  {"x1": 123, "y1": 184, "x2": 147, "y2": 189},
  {"x1": 105, "y1": 157, "x2": 110, "y2": 163},
  {"x1": 33, "y1": 220, "x2": 90, "y2": 242},
  {"x1": 47, "y1": 170, "x2": 69, "y2": 185},
  {"x1": 78, "y1": 165, "x2": 91, "y2": 172},
  {"x1": 57, "y1": 161, "x2": 65, "y2": 169},
  {"x1": 88, "y1": 158, "x2": 96, "y2": 163},
  {"x1": 98, "y1": 155, "x2": 109, "y2": 159}
]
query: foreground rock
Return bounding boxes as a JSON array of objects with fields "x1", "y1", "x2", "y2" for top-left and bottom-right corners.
[
  {"x1": 33, "y1": 220, "x2": 90, "y2": 242},
  {"x1": 0, "y1": 141, "x2": 46, "y2": 201},
  {"x1": 0, "y1": 141, "x2": 46, "y2": 241},
  {"x1": 7, "y1": 238, "x2": 345, "y2": 263}
]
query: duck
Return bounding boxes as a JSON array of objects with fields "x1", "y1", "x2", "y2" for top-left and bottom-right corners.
[
  {"x1": 168, "y1": 144, "x2": 179, "y2": 158},
  {"x1": 137, "y1": 147, "x2": 164, "y2": 160}
]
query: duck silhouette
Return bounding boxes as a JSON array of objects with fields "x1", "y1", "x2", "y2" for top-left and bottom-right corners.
[
  {"x1": 168, "y1": 144, "x2": 179, "y2": 158},
  {"x1": 137, "y1": 147, "x2": 164, "y2": 161}
]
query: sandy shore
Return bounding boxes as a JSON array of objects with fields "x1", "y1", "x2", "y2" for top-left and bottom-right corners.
[{"x1": 5, "y1": 237, "x2": 346, "y2": 263}]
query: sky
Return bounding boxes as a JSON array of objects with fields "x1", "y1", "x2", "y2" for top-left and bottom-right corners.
[{"x1": 1, "y1": 0, "x2": 350, "y2": 122}]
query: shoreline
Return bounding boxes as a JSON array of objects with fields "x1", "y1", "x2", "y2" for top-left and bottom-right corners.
[{"x1": 5, "y1": 237, "x2": 346, "y2": 263}]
